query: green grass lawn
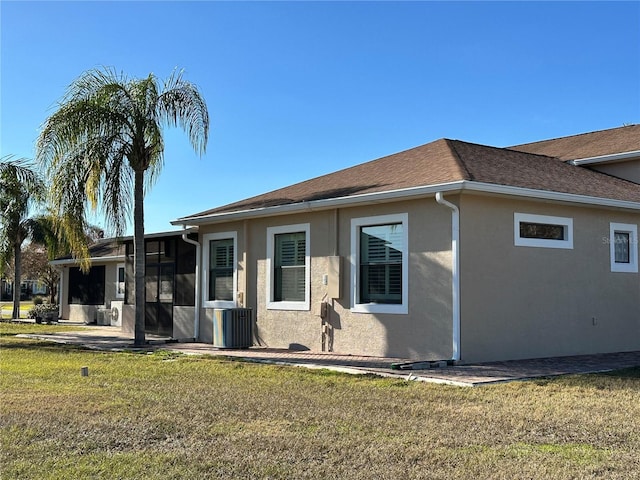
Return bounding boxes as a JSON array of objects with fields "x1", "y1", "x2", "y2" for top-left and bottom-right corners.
[
  {"x1": 1, "y1": 323, "x2": 639, "y2": 479},
  {"x1": 0, "y1": 300, "x2": 35, "y2": 320}
]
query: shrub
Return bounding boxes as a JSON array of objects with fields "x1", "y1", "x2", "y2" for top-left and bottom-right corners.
[
  {"x1": 32, "y1": 296, "x2": 44, "y2": 305},
  {"x1": 27, "y1": 303, "x2": 59, "y2": 320}
]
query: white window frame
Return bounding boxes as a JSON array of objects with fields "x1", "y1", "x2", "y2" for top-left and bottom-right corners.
[
  {"x1": 350, "y1": 213, "x2": 409, "y2": 315},
  {"x1": 202, "y1": 232, "x2": 238, "y2": 309},
  {"x1": 266, "y1": 223, "x2": 311, "y2": 311},
  {"x1": 514, "y1": 213, "x2": 574, "y2": 249},
  {"x1": 115, "y1": 263, "x2": 125, "y2": 299},
  {"x1": 610, "y1": 223, "x2": 638, "y2": 273}
]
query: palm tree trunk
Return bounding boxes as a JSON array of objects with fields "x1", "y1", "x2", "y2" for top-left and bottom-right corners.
[
  {"x1": 133, "y1": 169, "x2": 146, "y2": 346},
  {"x1": 12, "y1": 241, "x2": 21, "y2": 320}
]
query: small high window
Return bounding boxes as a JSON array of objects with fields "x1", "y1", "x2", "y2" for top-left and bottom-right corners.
[
  {"x1": 610, "y1": 223, "x2": 638, "y2": 273},
  {"x1": 514, "y1": 213, "x2": 573, "y2": 249},
  {"x1": 519, "y1": 222, "x2": 566, "y2": 241}
]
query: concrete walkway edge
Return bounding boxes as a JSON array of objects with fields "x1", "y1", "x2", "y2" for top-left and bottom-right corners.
[{"x1": 15, "y1": 327, "x2": 640, "y2": 387}]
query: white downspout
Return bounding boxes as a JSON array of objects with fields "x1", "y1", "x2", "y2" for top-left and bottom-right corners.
[
  {"x1": 435, "y1": 192, "x2": 461, "y2": 362},
  {"x1": 181, "y1": 229, "x2": 201, "y2": 341}
]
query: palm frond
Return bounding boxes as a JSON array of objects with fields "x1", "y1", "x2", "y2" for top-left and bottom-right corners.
[
  {"x1": 0, "y1": 156, "x2": 45, "y2": 202},
  {"x1": 157, "y1": 70, "x2": 210, "y2": 156}
]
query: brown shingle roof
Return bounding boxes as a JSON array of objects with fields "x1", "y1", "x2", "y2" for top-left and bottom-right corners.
[
  {"x1": 182, "y1": 139, "x2": 465, "y2": 218},
  {"x1": 178, "y1": 130, "x2": 640, "y2": 222},
  {"x1": 509, "y1": 124, "x2": 640, "y2": 160},
  {"x1": 450, "y1": 140, "x2": 640, "y2": 202},
  {"x1": 53, "y1": 239, "x2": 125, "y2": 262}
]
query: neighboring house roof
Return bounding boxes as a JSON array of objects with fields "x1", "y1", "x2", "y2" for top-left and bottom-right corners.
[
  {"x1": 509, "y1": 124, "x2": 640, "y2": 161},
  {"x1": 50, "y1": 239, "x2": 125, "y2": 265},
  {"x1": 175, "y1": 131, "x2": 640, "y2": 225},
  {"x1": 50, "y1": 229, "x2": 197, "y2": 265}
]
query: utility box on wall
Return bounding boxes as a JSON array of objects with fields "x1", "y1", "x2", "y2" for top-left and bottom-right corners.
[{"x1": 327, "y1": 256, "x2": 342, "y2": 300}]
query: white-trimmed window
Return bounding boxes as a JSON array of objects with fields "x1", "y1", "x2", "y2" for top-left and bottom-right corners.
[
  {"x1": 610, "y1": 223, "x2": 638, "y2": 273},
  {"x1": 514, "y1": 213, "x2": 573, "y2": 249},
  {"x1": 266, "y1": 224, "x2": 310, "y2": 311},
  {"x1": 202, "y1": 232, "x2": 237, "y2": 308},
  {"x1": 351, "y1": 213, "x2": 408, "y2": 315},
  {"x1": 115, "y1": 263, "x2": 125, "y2": 299}
]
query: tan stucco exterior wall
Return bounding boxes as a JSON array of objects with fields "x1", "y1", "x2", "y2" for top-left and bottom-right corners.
[
  {"x1": 459, "y1": 194, "x2": 640, "y2": 362},
  {"x1": 197, "y1": 198, "x2": 455, "y2": 360},
  {"x1": 589, "y1": 159, "x2": 640, "y2": 184}
]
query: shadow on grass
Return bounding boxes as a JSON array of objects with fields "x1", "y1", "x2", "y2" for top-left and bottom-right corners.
[
  {"x1": 545, "y1": 367, "x2": 640, "y2": 391},
  {"x1": 0, "y1": 338, "x2": 100, "y2": 354},
  {"x1": 594, "y1": 367, "x2": 640, "y2": 379},
  {"x1": 0, "y1": 337, "x2": 153, "y2": 355}
]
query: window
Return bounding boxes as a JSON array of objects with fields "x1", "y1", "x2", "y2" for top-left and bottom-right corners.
[
  {"x1": 115, "y1": 263, "x2": 125, "y2": 299},
  {"x1": 614, "y1": 232, "x2": 630, "y2": 263},
  {"x1": 202, "y1": 232, "x2": 237, "y2": 308},
  {"x1": 209, "y1": 239, "x2": 234, "y2": 301},
  {"x1": 351, "y1": 213, "x2": 408, "y2": 314},
  {"x1": 267, "y1": 224, "x2": 310, "y2": 310},
  {"x1": 514, "y1": 213, "x2": 573, "y2": 249},
  {"x1": 610, "y1": 223, "x2": 638, "y2": 273},
  {"x1": 68, "y1": 266, "x2": 105, "y2": 305}
]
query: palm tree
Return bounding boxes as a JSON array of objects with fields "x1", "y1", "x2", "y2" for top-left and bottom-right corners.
[
  {"x1": 37, "y1": 68, "x2": 209, "y2": 345},
  {"x1": 0, "y1": 156, "x2": 46, "y2": 319}
]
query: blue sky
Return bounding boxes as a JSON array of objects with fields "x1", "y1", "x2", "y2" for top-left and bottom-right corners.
[{"x1": 2, "y1": 1, "x2": 639, "y2": 235}]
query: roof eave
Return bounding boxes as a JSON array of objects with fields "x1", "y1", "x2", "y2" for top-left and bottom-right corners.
[
  {"x1": 172, "y1": 181, "x2": 466, "y2": 226},
  {"x1": 49, "y1": 255, "x2": 126, "y2": 267},
  {"x1": 172, "y1": 180, "x2": 640, "y2": 227},
  {"x1": 464, "y1": 182, "x2": 640, "y2": 211},
  {"x1": 569, "y1": 150, "x2": 640, "y2": 166}
]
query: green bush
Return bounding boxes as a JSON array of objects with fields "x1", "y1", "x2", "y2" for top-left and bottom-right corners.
[
  {"x1": 32, "y1": 296, "x2": 44, "y2": 305},
  {"x1": 27, "y1": 303, "x2": 59, "y2": 320}
]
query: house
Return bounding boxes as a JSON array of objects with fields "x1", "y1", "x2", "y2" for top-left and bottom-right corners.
[
  {"x1": 52, "y1": 230, "x2": 198, "y2": 338},
  {"x1": 55, "y1": 125, "x2": 639, "y2": 363},
  {"x1": 168, "y1": 125, "x2": 640, "y2": 363},
  {"x1": 1, "y1": 277, "x2": 50, "y2": 302},
  {"x1": 52, "y1": 239, "x2": 125, "y2": 324}
]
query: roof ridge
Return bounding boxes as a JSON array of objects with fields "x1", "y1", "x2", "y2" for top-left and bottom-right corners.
[
  {"x1": 448, "y1": 137, "x2": 568, "y2": 165},
  {"x1": 449, "y1": 137, "x2": 568, "y2": 162},
  {"x1": 444, "y1": 139, "x2": 474, "y2": 181},
  {"x1": 510, "y1": 124, "x2": 639, "y2": 148}
]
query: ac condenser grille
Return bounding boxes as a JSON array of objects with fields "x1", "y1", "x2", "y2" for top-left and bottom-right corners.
[{"x1": 213, "y1": 308, "x2": 253, "y2": 348}]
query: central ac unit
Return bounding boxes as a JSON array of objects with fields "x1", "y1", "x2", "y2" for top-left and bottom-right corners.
[
  {"x1": 96, "y1": 309, "x2": 111, "y2": 326},
  {"x1": 213, "y1": 308, "x2": 253, "y2": 349}
]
